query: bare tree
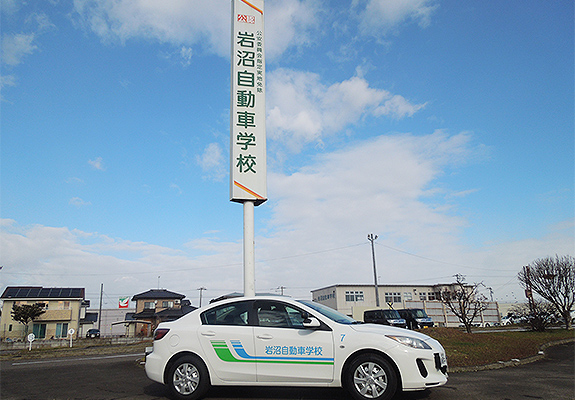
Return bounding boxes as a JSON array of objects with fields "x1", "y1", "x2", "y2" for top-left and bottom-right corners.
[
  {"x1": 508, "y1": 300, "x2": 558, "y2": 332},
  {"x1": 518, "y1": 255, "x2": 575, "y2": 329},
  {"x1": 439, "y1": 274, "x2": 489, "y2": 333}
]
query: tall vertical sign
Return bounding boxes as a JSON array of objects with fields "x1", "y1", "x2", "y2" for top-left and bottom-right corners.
[
  {"x1": 230, "y1": 0, "x2": 267, "y2": 205},
  {"x1": 231, "y1": 0, "x2": 267, "y2": 298}
]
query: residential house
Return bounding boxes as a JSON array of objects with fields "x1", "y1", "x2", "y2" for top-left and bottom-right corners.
[
  {"x1": 0, "y1": 286, "x2": 90, "y2": 340},
  {"x1": 131, "y1": 289, "x2": 196, "y2": 336}
]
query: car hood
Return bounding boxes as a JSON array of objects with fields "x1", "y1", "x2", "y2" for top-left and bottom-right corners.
[{"x1": 350, "y1": 323, "x2": 435, "y2": 342}]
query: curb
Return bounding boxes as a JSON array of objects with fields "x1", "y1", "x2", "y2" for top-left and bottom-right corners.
[{"x1": 449, "y1": 337, "x2": 575, "y2": 373}]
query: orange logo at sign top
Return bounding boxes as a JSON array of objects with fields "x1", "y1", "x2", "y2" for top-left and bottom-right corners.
[{"x1": 237, "y1": 14, "x2": 256, "y2": 24}]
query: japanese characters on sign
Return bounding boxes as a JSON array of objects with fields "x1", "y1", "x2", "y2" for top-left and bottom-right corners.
[{"x1": 230, "y1": 0, "x2": 267, "y2": 205}]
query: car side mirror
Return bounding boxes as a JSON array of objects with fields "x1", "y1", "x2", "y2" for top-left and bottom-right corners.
[{"x1": 302, "y1": 316, "x2": 321, "y2": 329}]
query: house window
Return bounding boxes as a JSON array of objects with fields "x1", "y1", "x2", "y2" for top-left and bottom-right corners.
[
  {"x1": 33, "y1": 323, "x2": 47, "y2": 339},
  {"x1": 419, "y1": 293, "x2": 427, "y2": 301},
  {"x1": 162, "y1": 301, "x2": 174, "y2": 308},
  {"x1": 428, "y1": 292, "x2": 436, "y2": 301},
  {"x1": 57, "y1": 301, "x2": 70, "y2": 310},
  {"x1": 345, "y1": 291, "x2": 364, "y2": 302},
  {"x1": 144, "y1": 302, "x2": 156, "y2": 310},
  {"x1": 8, "y1": 324, "x2": 12, "y2": 332},
  {"x1": 404, "y1": 292, "x2": 412, "y2": 301},
  {"x1": 55, "y1": 323, "x2": 69, "y2": 338}
]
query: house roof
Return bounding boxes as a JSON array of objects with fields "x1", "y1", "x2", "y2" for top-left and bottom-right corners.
[
  {"x1": 81, "y1": 312, "x2": 98, "y2": 324},
  {"x1": 131, "y1": 289, "x2": 186, "y2": 301},
  {"x1": 1, "y1": 286, "x2": 85, "y2": 300}
]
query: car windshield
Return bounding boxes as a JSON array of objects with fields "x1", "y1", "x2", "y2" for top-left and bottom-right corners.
[
  {"x1": 413, "y1": 309, "x2": 428, "y2": 318},
  {"x1": 298, "y1": 300, "x2": 358, "y2": 325},
  {"x1": 382, "y1": 310, "x2": 401, "y2": 319}
]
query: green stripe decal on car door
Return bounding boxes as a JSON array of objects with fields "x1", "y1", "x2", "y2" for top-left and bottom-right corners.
[{"x1": 210, "y1": 340, "x2": 334, "y2": 365}]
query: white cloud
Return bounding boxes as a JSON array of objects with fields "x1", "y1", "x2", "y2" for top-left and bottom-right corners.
[
  {"x1": 1, "y1": 33, "x2": 38, "y2": 66},
  {"x1": 355, "y1": 0, "x2": 438, "y2": 38},
  {"x1": 0, "y1": 221, "x2": 243, "y2": 305},
  {"x1": 88, "y1": 156, "x2": 105, "y2": 170},
  {"x1": 71, "y1": 0, "x2": 321, "y2": 60},
  {"x1": 66, "y1": 177, "x2": 85, "y2": 184},
  {"x1": 69, "y1": 197, "x2": 91, "y2": 207},
  {"x1": 0, "y1": 74, "x2": 17, "y2": 101},
  {"x1": 1, "y1": 125, "x2": 572, "y2": 303},
  {"x1": 267, "y1": 69, "x2": 426, "y2": 151},
  {"x1": 170, "y1": 183, "x2": 182, "y2": 195},
  {"x1": 1, "y1": 12, "x2": 55, "y2": 67},
  {"x1": 180, "y1": 46, "x2": 193, "y2": 66},
  {"x1": 0, "y1": 0, "x2": 21, "y2": 15},
  {"x1": 264, "y1": 0, "x2": 321, "y2": 59},
  {"x1": 197, "y1": 142, "x2": 226, "y2": 181}
]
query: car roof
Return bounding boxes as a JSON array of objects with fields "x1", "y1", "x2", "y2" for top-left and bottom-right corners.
[{"x1": 209, "y1": 295, "x2": 296, "y2": 304}]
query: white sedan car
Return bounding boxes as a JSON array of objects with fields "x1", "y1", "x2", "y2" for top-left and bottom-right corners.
[{"x1": 145, "y1": 296, "x2": 448, "y2": 400}]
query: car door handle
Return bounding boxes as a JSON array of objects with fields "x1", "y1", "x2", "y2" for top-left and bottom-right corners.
[
  {"x1": 256, "y1": 334, "x2": 273, "y2": 340},
  {"x1": 201, "y1": 331, "x2": 216, "y2": 337}
]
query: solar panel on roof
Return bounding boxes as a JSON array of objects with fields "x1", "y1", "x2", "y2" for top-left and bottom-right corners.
[{"x1": 1, "y1": 286, "x2": 85, "y2": 299}]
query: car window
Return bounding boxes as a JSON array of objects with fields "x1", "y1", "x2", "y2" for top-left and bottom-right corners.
[
  {"x1": 298, "y1": 300, "x2": 358, "y2": 324},
  {"x1": 383, "y1": 310, "x2": 401, "y2": 319},
  {"x1": 201, "y1": 301, "x2": 251, "y2": 326},
  {"x1": 256, "y1": 301, "x2": 305, "y2": 328}
]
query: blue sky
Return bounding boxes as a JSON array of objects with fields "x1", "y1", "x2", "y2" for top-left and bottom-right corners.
[{"x1": 1, "y1": 0, "x2": 573, "y2": 308}]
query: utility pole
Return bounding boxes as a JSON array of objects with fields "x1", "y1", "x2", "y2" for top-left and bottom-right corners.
[
  {"x1": 197, "y1": 287, "x2": 206, "y2": 307},
  {"x1": 368, "y1": 233, "x2": 380, "y2": 307},
  {"x1": 98, "y1": 283, "x2": 103, "y2": 332}
]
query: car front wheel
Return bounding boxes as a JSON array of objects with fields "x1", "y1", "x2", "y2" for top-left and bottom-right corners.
[
  {"x1": 167, "y1": 355, "x2": 210, "y2": 400},
  {"x1": 344, "y1": 354, "x2": 398, "y2": 400}
]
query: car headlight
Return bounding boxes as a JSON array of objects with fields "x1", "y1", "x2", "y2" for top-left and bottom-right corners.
[{"x1": 386, "y1": 335, "x2": 432, "y2": 350}]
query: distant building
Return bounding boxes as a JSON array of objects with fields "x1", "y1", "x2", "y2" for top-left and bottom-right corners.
[
  {"x1": 312, "y1": 284, "x2": 500, "y2": 328},
  {"x1": 92, "y1": 308, "x2": 136, "y2": 337},
  {"x1": 0, "y1": 286, "x2": 90, "y2": 340},
  {"x1": 131, "y1": 289, "x2": 196, "y2": 336}
]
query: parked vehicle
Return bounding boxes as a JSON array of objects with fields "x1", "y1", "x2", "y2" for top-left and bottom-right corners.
[
  {"x1": 86, "y1": 329, "x2": 100, "y2": 338},
  {"x1": 397, "y1": 309, "x2": 434, "y2": 330},
  {"x1": 363, "y1": 309, "x2": 407, "y2": 328},
  {"x1": 145, "y1": 296, "x2": 448, "y2": 400}
]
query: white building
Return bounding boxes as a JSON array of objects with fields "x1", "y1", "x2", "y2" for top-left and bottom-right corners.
[
  {"x1": 92, "y1": 308, "x2": 136, "y2": 337},
  {"x1": 311, "y1": 284, "x2": 500, "y2": 327}
]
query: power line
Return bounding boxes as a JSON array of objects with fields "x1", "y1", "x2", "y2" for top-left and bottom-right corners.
[{"x1": 375, "y1": 242, "x2": 517, "y2": 272}]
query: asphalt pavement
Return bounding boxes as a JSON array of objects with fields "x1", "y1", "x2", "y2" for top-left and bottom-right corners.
[{"x1": 1, "y1": 342, "x2": 573, "y2": 400}]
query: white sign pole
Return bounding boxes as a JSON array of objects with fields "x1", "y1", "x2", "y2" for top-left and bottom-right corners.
[
  {"x1": 27, "y1": 333, "x2": 35, "y2": 351},
  {"x1": 68, "y1": 328, "x2": 75, "y2": 348},
  {"x1": 244, "y1": 201, "x2": 255, "y2": 297}
]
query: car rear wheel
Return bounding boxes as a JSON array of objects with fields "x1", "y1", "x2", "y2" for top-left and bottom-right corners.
[
  {"x1": 344, "y1": 354, "x2": 398, "y2": 400},
  {"x1": 167, "y1": 355, "x2": 210, "y2": 400}
]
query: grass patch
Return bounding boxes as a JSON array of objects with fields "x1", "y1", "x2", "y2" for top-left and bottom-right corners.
[
  {"x1": 0, "y1": 340, "x2": 151, "y2": 361},
  {"x1": 424, "y1": 328, "x2": 574, "y2": 367}
]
